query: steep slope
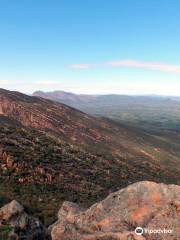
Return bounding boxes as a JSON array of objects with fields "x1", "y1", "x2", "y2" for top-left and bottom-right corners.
[
  {"x1": 3, "y1": 89, "x2": 180, "y2": 169},
  {"x1": 0, "y1": 88, "x2": 108, "y2": 145},
  {"x1": 0, "y1": 88, "x2": 180, "y2": 225}
]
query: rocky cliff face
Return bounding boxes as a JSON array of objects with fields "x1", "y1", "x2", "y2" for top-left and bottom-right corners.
[{"x1": 50, "y1": 181, "x2": 180, "y2": 240}]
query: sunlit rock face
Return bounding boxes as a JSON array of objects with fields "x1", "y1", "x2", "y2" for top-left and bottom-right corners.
[{"x1": 50, "y1": 181, "x2": 180, "y2": 240}]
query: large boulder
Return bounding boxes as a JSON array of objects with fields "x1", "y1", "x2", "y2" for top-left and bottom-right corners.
[
  {"x1": 50, "y1": 181, "x2": 180, "y2": 240},
  {"x1": 0, "y1": 200, "x2": 48, "y2": 239}
]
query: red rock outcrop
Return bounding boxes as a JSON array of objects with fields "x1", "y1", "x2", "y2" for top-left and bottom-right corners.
[
  {"x1": 50, "y1": 181, "x2": 180, "y2": 240},
  {"x1": 0, "y1": 88, "x2": 111, "y2": 145}
]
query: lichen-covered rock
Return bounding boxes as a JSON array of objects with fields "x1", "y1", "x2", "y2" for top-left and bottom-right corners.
[
  {"x1": 50, "y1": 181, "x2": 180, "y2": 240},
  {"x1": 0, "y1": 200, "x2": 48, "y2": 240}
]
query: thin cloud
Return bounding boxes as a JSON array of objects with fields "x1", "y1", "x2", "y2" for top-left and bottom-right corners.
[
  {"x1": 67, "y1": 60, "x2": 180, "y2": 74},
  {"x1": 106, "y1": 60, "x2": 180, "y2": 73}
]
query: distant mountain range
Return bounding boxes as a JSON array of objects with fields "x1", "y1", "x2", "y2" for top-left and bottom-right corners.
[
  {"x1": 33, "y1": 90, "x2": 97, "y2": 104},
  {"x1": 33, "y1": 90, "x2": 179, "y2": 104},
  {"x1": 33, "y1": 90, "x2": 180, "y2": 104},
  {"x1": 0, "y1": 88, "x2": 180, "y2": 225},
  {"x1": 33, "y1": 90, "x2": 180, "y2": 129}
]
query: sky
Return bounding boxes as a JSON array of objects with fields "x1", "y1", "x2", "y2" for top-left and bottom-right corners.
[{"x1": 0, "y1": 0, "x2": 180, "y2": 95}]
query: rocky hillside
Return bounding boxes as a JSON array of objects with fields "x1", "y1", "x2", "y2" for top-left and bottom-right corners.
[
  {"x1": 0, "y1": 88, "x2": 180, "y2": 226},
  {"x1": 1, "y1": 181, "x2": 180, "y2": 240},
  {"x1": 0, "y1": 88, "x2": 109, "y2": 146},
  {"x1": 2, "y1": 88, "x2": 180, "y2": 173}
]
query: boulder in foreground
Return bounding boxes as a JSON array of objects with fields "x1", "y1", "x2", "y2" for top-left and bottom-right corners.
[
  {"x1": 0, "y1": 200, "x2": 48, "y2": 239},
  {"x1": 50, "y1": 181, "x2": 180, "y2": 240}
]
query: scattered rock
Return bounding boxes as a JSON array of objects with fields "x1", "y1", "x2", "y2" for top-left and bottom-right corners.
[
  {"x1": 0, "y1": 200, "x2": 48, "y2": 240},
  {"x1": 50, "y1": 181, "x2": 180, "y2": 240}
]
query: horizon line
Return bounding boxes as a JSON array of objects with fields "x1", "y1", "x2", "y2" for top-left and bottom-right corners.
[{"x1": 1, "y1": 88, "x2": 180, "y2": 98}]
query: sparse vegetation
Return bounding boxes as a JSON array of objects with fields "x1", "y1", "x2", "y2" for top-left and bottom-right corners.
[
  {"x1": 0, "y1": 224, "x2": 12, "y2": 240},
  {"x1": 0, "y1": 90, "x2": 180, "y2": 226}
]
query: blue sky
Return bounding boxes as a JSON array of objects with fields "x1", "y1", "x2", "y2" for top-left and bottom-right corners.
[{"x1": 0, "y1": 0, "x2": 180, "y2": 95}]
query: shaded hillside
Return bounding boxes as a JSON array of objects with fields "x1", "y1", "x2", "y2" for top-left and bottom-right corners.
[{"x1": 0, "y1": 89, "x2": 180, "y2": 225}]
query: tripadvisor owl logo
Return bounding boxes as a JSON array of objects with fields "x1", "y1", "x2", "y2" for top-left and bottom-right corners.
[
  {"x1": 135, "y1": 227, "x2": 144, "y2": 235},
  {"x1": 135, "y1": 226, "x2": 173, "y2": 235}
]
